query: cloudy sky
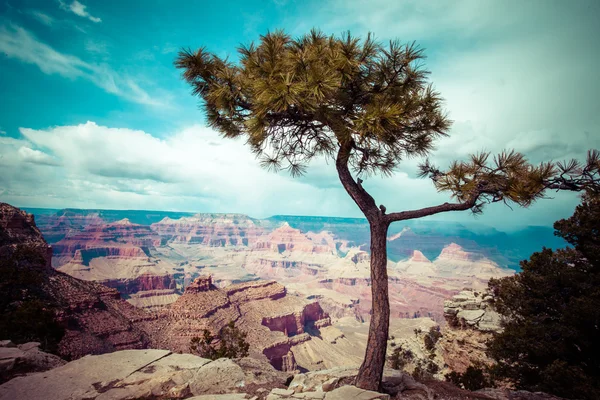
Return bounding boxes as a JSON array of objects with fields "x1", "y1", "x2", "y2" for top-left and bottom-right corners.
[{"x1": 0, "y1": 0, "x2": 598, "y2": 230}]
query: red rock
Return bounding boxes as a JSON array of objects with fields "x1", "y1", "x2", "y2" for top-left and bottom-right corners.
[
  {"x1": 184, "y1": 275, "x2": 214, "y2": 294},
  {"x1": 52, "y1": 220, "x2": 161, "y2": 265},
  {"x1": 254, "y1": 223, "x2": 336, "y2": 254},
  {"x1": 0, "y1": 203, "x2": 152, "y2": 360},
  {"x1": 437, "y1": 243, "x2": 481, "y2": 262},
  {"x1": 409, "y1": 250, "x2": 431, "y2": 263},
  {"x1": 151, "y1": 214, "x2": 265, "y2": 246}
]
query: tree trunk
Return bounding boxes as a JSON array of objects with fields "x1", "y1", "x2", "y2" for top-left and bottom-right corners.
[{"x1": 355, "y1": 217, "x2": 390, "y2": 391}]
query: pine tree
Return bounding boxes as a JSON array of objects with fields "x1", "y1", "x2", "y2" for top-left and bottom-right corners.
[
  {"x1": 176, "y1": 30, "x2": 600, "y2": 390},
  {"x1": 488, "y1": 191, "x2": 600, "y2": 399}
]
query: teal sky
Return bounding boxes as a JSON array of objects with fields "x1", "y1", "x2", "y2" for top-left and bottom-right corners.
[{"x1": 0, "y1": 0, "x2": 599, "y2": 230}]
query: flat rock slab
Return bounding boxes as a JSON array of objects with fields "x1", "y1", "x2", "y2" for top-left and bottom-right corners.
[
  {"x1": 188, "y1": 395, "x2": 249, "y2": 400},
  {"x1": 189, "y1": 358, "x2": 246, "y2": 395},
  {"x1": 324, "y1": 386, "x2": 390, "y2": 400},
  {"x1": 0, "y1": 349, "x2": 172, "y2": 400}
]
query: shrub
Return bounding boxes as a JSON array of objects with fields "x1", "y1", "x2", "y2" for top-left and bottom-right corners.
[
  {"x1": 423, "y1": 326, "x2": 442, "y2": 352},
  {"x1": 190, "y1": 321, "x2": 250, "y2": 360},
  {"x1": 411, "y1": 360, "x2": 439, "y2": 381},
  {"x1": 445, "y1": 366, "x2": 491, "y2": 391},
  {"x1": 387, "y1": 345, "x2": 414, "y2": 370}
]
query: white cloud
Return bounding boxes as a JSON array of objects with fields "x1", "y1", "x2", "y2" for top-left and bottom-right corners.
[
  {"x1": 0, "y1": 24, "x2": 166, "y2": 107},
  {"x1": 0, "y1": 121, "x2": 580, "y2": 230},
  {"x1": 59, "y1": 0, "x2": 101, "y2": 23},
  {"x1": 84, "y1": 39, "x2": 109, "y2": 55},
  {"x1": 17, "y1": 147, "x2": 62, "y2": 166},
  {"x1": 9, "y1": 122, "x2": 357, "y2": 217},
  {"x1": 29, "y1": 11, "x2": 55, "y2": 26}
]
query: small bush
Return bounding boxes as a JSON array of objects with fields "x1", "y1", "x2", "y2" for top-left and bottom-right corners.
[
  {"x1": 445, "y1": 366, "x2": 492, "y2": 391},
  {"x1": 190, "y1": 321, "x2": 250, "y2": 360},
  {"x1": 387, "y1": 345, "x2": 414, "y2": 370},
  {"x1": 410, "y1": 359, "x2": 440, "y2": 381},
  {"x1": 423, "y1": 326, "x2": 442, "y2": 352}
]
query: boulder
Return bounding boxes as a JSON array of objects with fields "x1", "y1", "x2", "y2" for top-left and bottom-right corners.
[
  {"x1": 189, "y1": 358, "x2": 246, "y2": 395},
  {"x1": 0, "y1": 342, "x2": 65, "y2": 383},
  {"x1": 288, "y1": 367, "x2": 422, "y2": 395}
]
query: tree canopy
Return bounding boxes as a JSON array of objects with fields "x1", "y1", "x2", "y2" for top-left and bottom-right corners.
[{"x1": 176, "y1": 30, "x2": 600, "y2": 221}]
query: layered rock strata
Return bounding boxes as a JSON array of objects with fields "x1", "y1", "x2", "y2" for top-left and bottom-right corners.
[{"x1": 0, "y1": 203, "x2": 153, "y2": 361}]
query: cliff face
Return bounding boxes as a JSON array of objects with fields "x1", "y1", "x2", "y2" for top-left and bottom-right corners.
[
  {"x1": 0, "y1": 203, "x2": 152, "y2": 361},
  {"x1": 0, "y1": 204, "x2": 53, "y2": 267},
  {"x1": 150, "y1": 214, "x2": 265, "y2": 246},
  {"x1": 439, "y1": 289, "x2": 502, "y2": 373},
  {"x1": 99, "y1": 273, "x2": 176, "y2": 294},
  {"x1": 52, "y1": 219, "x2": 161, "y2": 262},
  {"x1": 52, "y1": 219, "x2": 177, "y2": 305},
  {"x1": 34, "y1": 211, "x2": 105, "y2": 243},
  {"x1": 254, "y1": 223, "x2": 337, "y2": 255},
  {"x1": 143, "y1": 275, "x2": 332, "y2": 372}
]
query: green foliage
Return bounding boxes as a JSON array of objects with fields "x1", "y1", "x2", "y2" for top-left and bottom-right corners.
[
  {"x1": 420, "y1": 149, "x2": 600, "y2": 215},
  {"x1": 190, "y1": 321, "x2": 250, "y2": 360},
  {"x1": 423, "y1": 326, "x2": 442, "y2": 352},
  {"x1": 387, "y1": 345, "x2": 413, "y2": 370},
  {"x1": 176, "y1": 29, "x2": 450, "y2": 178},
  {"x1": 445, "y1": 366, "x2": 492, "y2": 391},
  {"x1": 0, "y1": 246, "x2": 64, "y2": 352},
  {"x1": 411, "y1": 359, "x2": 439, "y2": 381},
  {"x1": 487, "y1": 191, "x2": 600, "y2": 399}
]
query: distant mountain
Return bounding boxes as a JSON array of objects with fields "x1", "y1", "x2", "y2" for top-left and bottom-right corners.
[{"x1": 25, "y1": 208, "x2": 567, "y2": 270}]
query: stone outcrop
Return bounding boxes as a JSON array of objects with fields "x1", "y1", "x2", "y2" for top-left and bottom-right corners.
[
  {"x1": 0, "y1": 341, "x2": 65, "y2": 383},
  {"x1": 0, "y1": 203, "x2": 52, "y2": 267},
  {"x1": 0, "y1": 349, "x2": 566, "y2": 400},
  {"x1": 439, "y1": 289, "x2": 502, "y2": 374},
  {"x1": 0, "y1": 203, "x2": 153, "y2": 361},
  {"x1": 0, "y1": 349, "x2": 287, "y2": 400},
  {"x1": 254, "y1": 223, "x2": 336, "y2": 255},
  {"x1": 443, "y1": 290, "x2": 501, "y2": 332}
]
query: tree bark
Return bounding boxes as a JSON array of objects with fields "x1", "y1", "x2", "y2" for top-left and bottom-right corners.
[
  {"x1": 335, "y1": 141, "x2": 391, "y2": 391},
  {"x1": 355, "y1": 218, "x2": 390, "y2": 391}
]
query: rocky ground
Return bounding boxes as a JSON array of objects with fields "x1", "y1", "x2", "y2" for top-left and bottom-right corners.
[{"x1": 0, "y1": 348, "x2": 565, "y2": 400}]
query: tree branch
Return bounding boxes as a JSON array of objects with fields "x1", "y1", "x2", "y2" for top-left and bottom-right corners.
[
  {"x1": 385, "y1": 197, "x2": 478, "y2": 223},
  {"x1": 336, "y1": 140, "x2": 379, "y2": 220}
]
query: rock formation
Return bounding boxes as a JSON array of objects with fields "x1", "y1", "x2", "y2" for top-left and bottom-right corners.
[
  {"x1": 0, "y1": 203, "x2": 52, "y2": 266},
  {"x1": 0, "y1": 341, "x2": 65, "y2": 383},
  {"x1": 0, "y1": 203, "x2": 153, "y2": 361},
  {"x1": 148, "y1": 275, "x2": 333, "y2": 372},
  {"x1": 0, "y1": 349, "x2": 566, "y2": 400},
  {"x1": 151, "y1": 213, "x2": 266, "y2": 246},
  {"x1": 254, "y1": 223, "x2": 337, "y2": 255},
  {"x1": 438, "y1": 289, "x2": 502, "y2": 374}
]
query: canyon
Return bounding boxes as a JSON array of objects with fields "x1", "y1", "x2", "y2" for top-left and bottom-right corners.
[
  {"x1": 0, "y1": 203, "x2": 569, "y2": 400},
  {"x1": 36, "y1": 208, "x2": 517, "y2": 325}
]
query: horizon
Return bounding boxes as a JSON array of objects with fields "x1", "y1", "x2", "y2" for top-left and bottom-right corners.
[
  {"x1": 1, "y1": 0, "x2": 599, "y2": 230},
  {"x1": 20, "y1": 204, "x2": 562, "y2": 234}
]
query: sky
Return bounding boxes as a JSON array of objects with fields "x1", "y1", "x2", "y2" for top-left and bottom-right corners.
[{"x1": 0, "y1": 0, "x2": 599, "y2": 230}]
